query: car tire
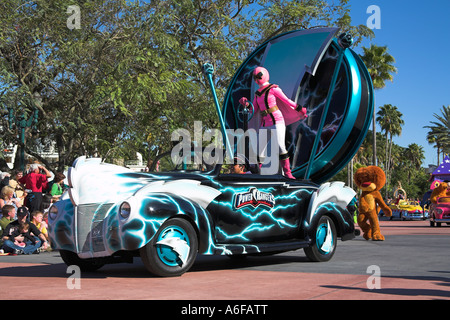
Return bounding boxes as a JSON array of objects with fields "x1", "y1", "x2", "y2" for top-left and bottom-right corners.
[
  {"x1": 59, "y1": 250, "x2": 105, "y2": 272},
  {"x1": 140, "y1": 217, "x2": 198, "y2": 277},
  {"x1": 304, "y1": 215, "x2": 337, "y2": 262}
]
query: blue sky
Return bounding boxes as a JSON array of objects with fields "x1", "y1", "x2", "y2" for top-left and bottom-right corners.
[{"x1": 348, "y1": 0, "x2": 450, "y2": 168}]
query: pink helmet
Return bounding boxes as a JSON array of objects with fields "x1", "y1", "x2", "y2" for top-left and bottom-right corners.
[{"x1": 253, "y1": 66, "x2": 269, "y2": 85}]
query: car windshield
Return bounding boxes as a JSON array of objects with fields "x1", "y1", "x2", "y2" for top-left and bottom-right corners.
[
  {"x1": 151, "y1": 149, "x2": 222, "y2": 174},
  {"x1": 149, "y1": 148, "x2": 261, "y2": 176}
]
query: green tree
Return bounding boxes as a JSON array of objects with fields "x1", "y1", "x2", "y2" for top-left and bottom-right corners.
[
  {"x1": 405, "y1": 143, "x2": 424, "y2": 170},
  {"x1": 376, "y1": 103, "x2": 403, "y2": 196},
  {"x1": 357, "y1": 130, "x2": 386, "y2": 167},
  {"x1": 360, "y1": 44, "x2": 397, "y2": 166},
  {"x1": 0, "y1": 0, "x2": 374, "y2": 173},
  {"x1": 337, "y1": 131, "x2": 429, "y2": 200},
  {"x1": 425, "y1": 131, "x2": 443, "y2": 166},
  {"x1": 424, "y1": 105, "x2": 450, "y2": 164},
  {"x1": 388, "y1": 143, "x2": 426, "y2": 198},
  {"x1": 0, "y1": 0, "x2": 188, "y2": 171}
]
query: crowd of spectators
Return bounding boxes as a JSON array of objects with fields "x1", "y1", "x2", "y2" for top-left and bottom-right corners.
[{"x1": 0, "y1": 163, "x2": 66, "y2": 255}]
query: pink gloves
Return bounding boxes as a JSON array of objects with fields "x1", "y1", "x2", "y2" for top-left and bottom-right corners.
[
  {"x1": 239, "y1": 97, "x2": 249, "y2": 106},
  {"x1": 299, "y1": 107, "x2": 307, "y2": 118}
]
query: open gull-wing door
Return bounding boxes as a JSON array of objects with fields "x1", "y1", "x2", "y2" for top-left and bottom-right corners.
[{"x1": 222, "y1": 28, "x2": 373, "y2": 183}]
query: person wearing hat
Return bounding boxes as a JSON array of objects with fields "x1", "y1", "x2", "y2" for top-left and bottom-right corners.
[{"x1": 1, "y1": 207, "x2": 48, "y2": 254}]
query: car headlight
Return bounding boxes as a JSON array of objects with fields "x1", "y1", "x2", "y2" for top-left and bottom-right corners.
[
  {"x1": 435, "y1": 208, "x2": 443, "y2": 215},
  {"x1": 119, "y1": 202, "x2": 131, "y2": 219},
  {"x1": 49, "y1": 205, "x2": 58, "y2": 221}
]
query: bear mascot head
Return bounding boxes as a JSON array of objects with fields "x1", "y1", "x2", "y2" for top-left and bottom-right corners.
[{"x1": 430, "y1": 180, "x2": 449, "y2": 204}]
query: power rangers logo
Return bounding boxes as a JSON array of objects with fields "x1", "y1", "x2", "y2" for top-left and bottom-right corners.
[{"x1": 234, "y1": 188, "x2": 275, "y2": 210}]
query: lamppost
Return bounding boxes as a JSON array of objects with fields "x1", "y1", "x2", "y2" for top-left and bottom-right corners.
[{"x1": 7, "y1": 105, "x2": 39, "y2": 171}]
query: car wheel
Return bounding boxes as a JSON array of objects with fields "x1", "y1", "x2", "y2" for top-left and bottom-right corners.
[
  {"x1": 304, "y1": 215, "x2": 337, "y2": 262},
  {"x1": 140, "y1": 217, "x2": 198, "y2": 277},
  {"x1": 59, "y1": 250, "x2": 105, "y2": 272},
  {"x1": 430, "y1": 220, "x2": 435, "y2": 227}
]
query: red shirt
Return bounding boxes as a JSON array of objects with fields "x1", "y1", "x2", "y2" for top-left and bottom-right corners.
[{"x1": 19, "y1": 172, "x2": 48, "y2": 192}]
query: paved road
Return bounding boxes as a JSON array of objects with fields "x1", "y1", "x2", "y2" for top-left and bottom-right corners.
[{"x1": 1, "y1": 219, "x2": 449, "y2": 303}]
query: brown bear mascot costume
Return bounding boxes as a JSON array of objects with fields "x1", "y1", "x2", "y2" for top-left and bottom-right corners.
[
  {"x1": 430, "y1": 180, "x2": 449, "y2": 204},
  {"x1": 354, "y1": 166, "x2": 392, "y2": 241}
]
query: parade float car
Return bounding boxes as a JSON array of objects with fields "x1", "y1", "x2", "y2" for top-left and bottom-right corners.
[
  {"x1": 389, "y1": 200, "x2": 426, "y2": 221},
  {"x1": 48, "y1": 28, "x2": 374, "y2": 276},
  {"x1": 49, "y1": 156, "x2": 357, "y2": 276},
  {"x1": 429, "y1": 196, "x2": 450, "y2": 227}
]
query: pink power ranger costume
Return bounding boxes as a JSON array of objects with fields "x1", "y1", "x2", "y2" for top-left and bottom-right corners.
[{"x1": 239, "y1": 67, "x2": 307, "y2": 179}]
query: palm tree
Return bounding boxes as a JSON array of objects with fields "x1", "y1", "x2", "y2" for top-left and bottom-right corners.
[
  {"x1": 426, "y1": 130, "x2": 443, "y2": 165},
  {"x1": 404, "y1": 143, "x2": 425, "y2": 183},
  {"x1": 388, "y1": 143, "x2": 403, "y2": 174},
  {"x1": 376, "y1": 104, "x2": 404, "y2": 173},
  {"x1": 406, "y1": 143, "x2": 425, "y2": 169},
  {"x1": 360, "y1": 45, "x2": 397, "y2": 166},
  {"x1": 424, "y1": 105, "x2": 450, "y2": 164}
]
